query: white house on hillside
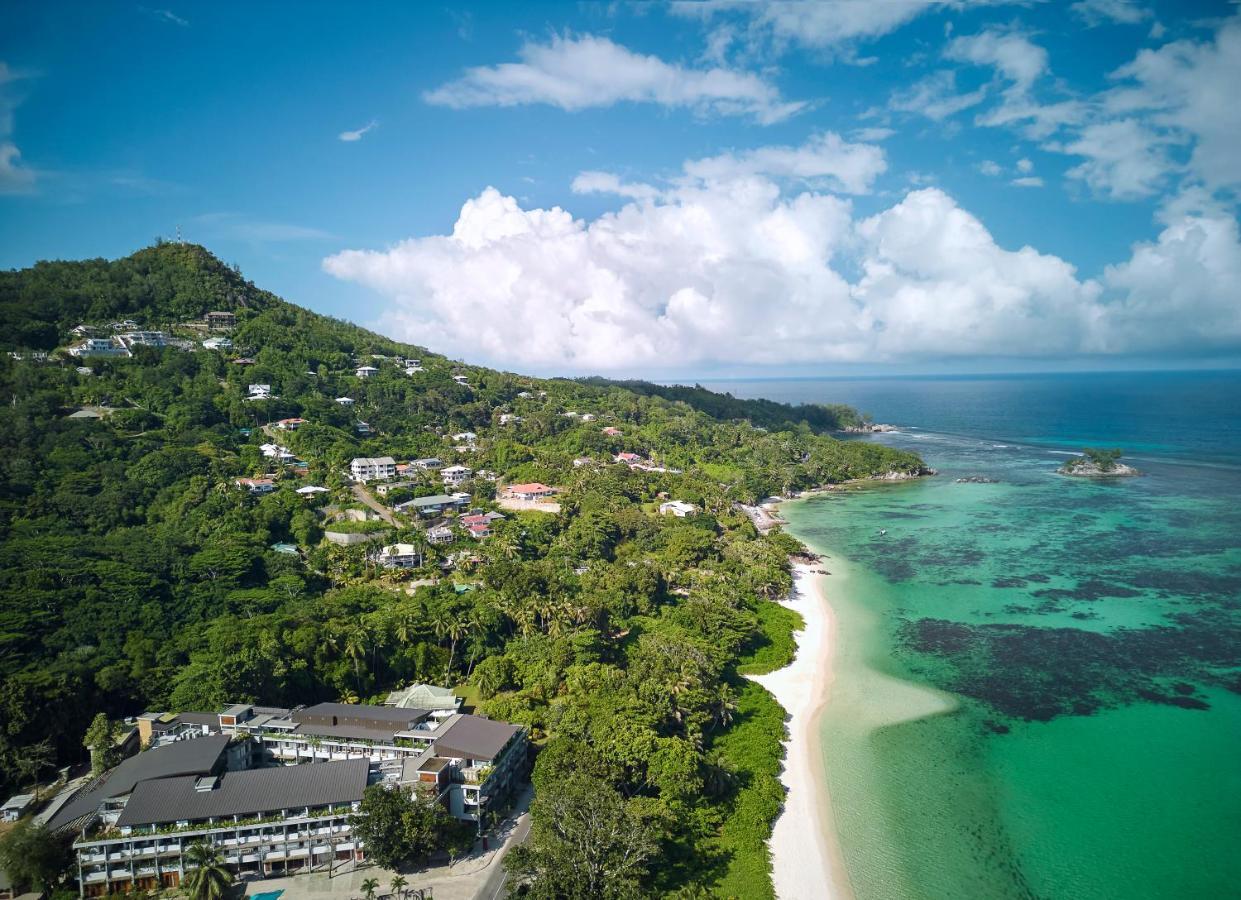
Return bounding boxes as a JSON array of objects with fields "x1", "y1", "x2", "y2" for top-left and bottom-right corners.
[
  {"x1": 441, "y1": 465, "x2": 472, "y2": 487},
  {"x1": 350, "y1": 456, "x2": 397, "y2": 482}
]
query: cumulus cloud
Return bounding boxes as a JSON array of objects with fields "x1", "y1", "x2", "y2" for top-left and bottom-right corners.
[
  {"x1": 1101, "y1": 211, "x2": 1241, "y2": 352},
  {"x1": 1103, "y1": 15, "x2": 1241, "y2": 190},
  {"x1": 339, "y1": 121, "x2": 377, "y2": 142},
  {"x1": 322, "y1": 165, "x2": 1241, "y2": 370},
  {"x1": 1011, "y1": 176, "x2": 1044, "y2": 187},
  {"x1": 423, "y1": 34, "x2": 804, "y2": 125},
  {"x1": 1058, "y1": 118, "x2": 1172, "y2": 199}
]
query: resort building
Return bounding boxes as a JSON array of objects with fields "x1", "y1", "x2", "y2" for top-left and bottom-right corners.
[
  {"x1": 247, "y1": 384, "x2": 272, "y2": 400},
  {"x1": 205, "y1": 311, "x2": 236, "y2": 329},
  {"x1": 335, "y1": 397, "x2": 355, "y2": 406},
  {"x1": 58, "y1": 700, "x2": 528, "y2": 896},
  {"x1": 355, "y1": 366, "x2": 379, "y2": 378},
  {"x1": 349, "y1": 457, "x2": 397, "y2": 482},
  {"x1": 275, "y1": 417, "x2": 307, "y2": 431},
  {"x1": 201, "y1": 337, "x2": 232, "y2": 351},
  {"x1": 411, "y1": 457, "x2": 444, "y2": 470}
]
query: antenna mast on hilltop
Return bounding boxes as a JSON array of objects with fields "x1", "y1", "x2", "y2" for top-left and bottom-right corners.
[{"x1": 175, "y1": 224, "x2": 183, "y2": 243}]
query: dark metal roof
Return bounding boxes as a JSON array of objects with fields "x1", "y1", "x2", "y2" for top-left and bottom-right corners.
[
  {"x1": 116, "y1": 759, "x2": 370, "y2": 827},
  {"x1": 294, "y1": 703, "x2": 428, "y2": 729},
  {"x1": 47, "y1": 735, "x2": 231, "y2": 832},
  {"x1": 433, "y1": 716, "x2": 522, "y2": 762}
]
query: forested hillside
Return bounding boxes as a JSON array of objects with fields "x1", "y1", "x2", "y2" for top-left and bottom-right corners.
[{"x1": 0, "y1": 243, "x2": 924, "y2": 897}]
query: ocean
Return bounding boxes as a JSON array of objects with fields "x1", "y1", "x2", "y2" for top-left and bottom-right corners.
[{"x1": 710, "y1": 371, "x2": 1241, "y2": 900}]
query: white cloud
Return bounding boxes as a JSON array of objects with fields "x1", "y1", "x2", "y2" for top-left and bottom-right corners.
[
  {"x1": 1010, "y1": 176, "x2": 1044, "y2": 187},
  {"x1": 322, "y1": 167, "x2": 1241, "y2": 370},
  {"x1": 851, "y1": 126, "x2": 896, "y2": 142},
  {"x1": 1101, "y1": 211, "x2": 1241, "y2": 352},
  {"x1": 339, "y1": 121, "x2": 377, "y2": 142},
  {"x1": 677, "y1": 0, "x2": 948, "y2": 55},
  {"x1": 423, "y1": 34, "x2": 804, "y2": 125},
  {"x1": 0, "y1": 62, "x2": 35, "y2": 193},
  {"x1": 0, "y1": 141, "x2": 35, "y2": 194},
  {"x1": 945, "y1": 29, "x2": 1048, "y2": 91},
  {"x1": 890, "y1": 70, "x2": 988, "y2": 121},
  {"x1": 1070, "y1": 0, "x2": 1151, "y2": 26},
  {"x1": 978, "y1": 160, "x2": 1003, "y2": 176},
  {"x1": 139, "y1": 7, "x2": 189, "y2": 27},
  {"x1": 571, "y1": 171, "x2": 660, "y2": 201},
  {"x1": 681, "y1": 131, "x2": 887, "y2": 193},
  {"x1": 1058, "y1": 118, "x2": 1172, "y2": 199},
  {"x1": 1103, "y1": 15, "x2": 1241, "y2": 189},
  {"x1": 1016, "y1": 157, "x2": 1033, "y2": 173}
]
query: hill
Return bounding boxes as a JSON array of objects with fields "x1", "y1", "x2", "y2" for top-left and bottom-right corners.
[{"x1": 0, "y1": 243, "x2": 925, "y2": 897}]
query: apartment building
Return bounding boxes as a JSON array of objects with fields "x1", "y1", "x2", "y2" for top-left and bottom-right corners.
[{"x1": 349, "y1": 457, "x2": 397, "y2": 482}]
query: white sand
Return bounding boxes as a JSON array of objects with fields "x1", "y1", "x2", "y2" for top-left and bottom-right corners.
[{"x1": 748, "y1": 563, "x2": 853, "y2": 900}]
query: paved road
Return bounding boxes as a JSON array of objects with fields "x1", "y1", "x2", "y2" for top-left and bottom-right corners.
[
  {"x1": 351, "y1": 482, "x2": 399, "y2": 526},
  {"x1": 476, "y1": 787, "x2": 533, "y2": 899}
]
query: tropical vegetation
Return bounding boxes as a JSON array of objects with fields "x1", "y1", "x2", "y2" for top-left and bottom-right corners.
[{"x1": 0, "y1": 243, "x2": 926, "y2": 897}]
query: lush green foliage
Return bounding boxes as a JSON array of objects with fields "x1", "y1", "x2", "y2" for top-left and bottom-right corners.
[
  {"x1": 0, "y1": 244, "x2": 926, "y2": 897},
  {"x1": 0, "y1": 821, "x2": 72, "y2": 894},
  {"x1": 580, "y1": 377, "x2": 870, "y2": 432},
  {"x1": 182, "y1": 841, "x2": 232, "y2": 900},
  {"x1": 350, "y1": 783, "x2": 463, "y2": 869}
]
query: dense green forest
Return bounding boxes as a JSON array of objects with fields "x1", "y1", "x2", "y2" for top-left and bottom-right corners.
[
  {"x1": 579, "y1": 377, "x2": 871, "y2": 433},
  {"x1": 0, "y1": 243, "x2": 924, "y2": 898}
]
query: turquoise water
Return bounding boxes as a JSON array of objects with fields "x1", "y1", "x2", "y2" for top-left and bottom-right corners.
[{"x1": 729, "y1": 372, "x2": 1241, "y2": 899}]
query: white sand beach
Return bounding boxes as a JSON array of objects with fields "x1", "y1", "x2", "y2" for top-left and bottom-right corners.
[{"x1": 748, "y1": 563, "x2": 853, "y2": 900}]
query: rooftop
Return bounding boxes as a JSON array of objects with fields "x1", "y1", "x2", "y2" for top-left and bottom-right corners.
[
  {"x1": 47, "y1": 735, "x2": 231, "y2": 831},
  {"x1": 115, "y1": 758, "x2": 369, "y2": 828}
]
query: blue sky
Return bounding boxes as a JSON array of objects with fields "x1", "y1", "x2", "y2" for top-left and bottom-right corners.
[{"x1": 3, "y1": 1, "x2": 1239, "y2": 376}]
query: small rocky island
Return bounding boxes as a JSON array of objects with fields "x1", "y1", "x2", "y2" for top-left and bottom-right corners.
[
  {"x1": 1059, "y1": 447, "x2": 1141, "y2": 477},
  {"x1": 956, "y1": 475, "x2": 999, "y2": 483}
]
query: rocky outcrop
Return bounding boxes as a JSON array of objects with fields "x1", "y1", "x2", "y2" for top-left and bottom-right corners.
[
  {"x1": 1059, "y1": 459, "x2": 1140, "y2": 478},
  {"x1": 841, "y1": 423, "x2": 898, "y2": 433},
  {"x1": 869, "y1": 467, "x2": 937, "y2": 481},
  {"x1": 956, "y1": 475, "x2": 999, "y2": 483}
]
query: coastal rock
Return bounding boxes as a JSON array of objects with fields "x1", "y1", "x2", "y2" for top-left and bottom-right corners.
[
  {"x1": 956, "y1": 475, "x2": 999, "y2": 483},
  {"x1": 870, "y1": 467, "x2": 937, "y2": 481},
  {"x1": 1059, "y1": 461, "x2": 1140, "y2": 477},
  {"x1": 841, "y1": 422, "x2": 898, "y2": 433}
]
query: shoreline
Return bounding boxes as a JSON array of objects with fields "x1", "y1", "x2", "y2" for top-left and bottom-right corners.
[{"x1": 748, "y1": 562, "x2": 853, "y2": 900}]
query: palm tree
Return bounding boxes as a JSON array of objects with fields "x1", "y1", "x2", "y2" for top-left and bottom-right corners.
[
  {"x1": 361, "y1": 876, "x2": 380, "y2": 900},
  {"x1": 182, "y1": 842, "x2": 231, "y2": 900},
  {"x1": 389, "y1": 874, "x2": 408, "y2": 899}
]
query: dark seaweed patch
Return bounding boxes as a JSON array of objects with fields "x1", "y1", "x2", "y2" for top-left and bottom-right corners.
[
  {"x1": 898, "y1": 607, "x2": 1241, "y2": 722},
  {"x1": 1032, "y1": 579, "x2": 1144, "y2": 602}
]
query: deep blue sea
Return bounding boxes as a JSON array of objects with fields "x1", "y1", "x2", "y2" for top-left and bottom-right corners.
[
  {"x1": 699, "y1": 370, "x2": 1241, "y2": 469},
  {"x1": 693, "y1": 370, "x2": 1241, "y2": 899}
]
